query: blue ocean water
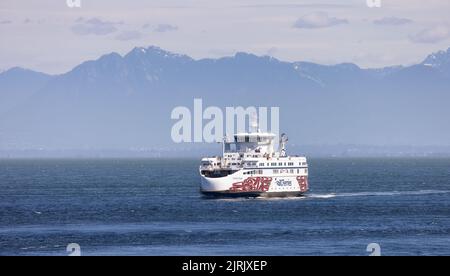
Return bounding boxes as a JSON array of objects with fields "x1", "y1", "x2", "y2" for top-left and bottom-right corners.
[{"x1": 0, "y1": 158, "x2": 449, "y2": 256}]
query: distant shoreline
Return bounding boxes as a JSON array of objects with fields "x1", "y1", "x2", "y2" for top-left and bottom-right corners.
[{"x1": 1, "y1": 151, "x2": 450, "y2": 159}]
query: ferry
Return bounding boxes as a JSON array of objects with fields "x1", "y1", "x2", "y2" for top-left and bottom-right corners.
[{"x1": 199, "y1": 130, "x2": 309, "y2": 197}]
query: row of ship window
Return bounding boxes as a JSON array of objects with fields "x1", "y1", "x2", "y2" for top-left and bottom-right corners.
[
  {"x1": 258, "y1": 162, "x2": 307, "y2": 167},
  {"x1": 230, "y1": 161, "x2": 307, "y2": 167},
  {"x1": 244, "y1": 168, "x2": 308, "y2": 175}
]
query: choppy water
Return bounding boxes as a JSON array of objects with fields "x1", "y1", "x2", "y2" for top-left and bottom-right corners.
[{"x1": 0, "y1": 158, "x2": 449, "y2": 256}]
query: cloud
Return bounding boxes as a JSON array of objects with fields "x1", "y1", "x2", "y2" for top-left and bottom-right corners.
[
  {"x1": 154, "y1": 24, "x2": 179, "y2": 33},
  {"x1": 0, "y1": 20, "x2": 12, "y2": 25},
  {"x1": 410, "y1": 25, "x2": 450, "y2": 43},
  {"x1": 293, "y1": 12, "x2": 348, "y2": 29},
  {"x1": 115, "y1": 31, "x2": 142, "y2": 41},
  {"x1": 374, "y1": 17, "x2": 413, "y2": 26},
  {"x1": 142, "y1": 23, "x2": 179, "y2": 32},
  {"x1": 71, "y1": 18, "x2": 121, "y2": 36}
]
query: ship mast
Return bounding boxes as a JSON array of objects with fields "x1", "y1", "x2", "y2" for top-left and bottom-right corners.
[
  {"x1": 250, "y1": 112, "x2": 260, "y2": 133},
  {"x1": 279, "y1": 133, "x2": 288, "y2": 157}
]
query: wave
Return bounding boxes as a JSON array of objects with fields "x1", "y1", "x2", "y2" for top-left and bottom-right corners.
[
  {"x1": 308, "y1": 190, "x2": 450, "y2": 199},
  {"x1": 308, "y1": 193, "x2": 337, "y2": 199},
  {"x1": 208, "y1": 190, "x2": 450, "y2": 201}
]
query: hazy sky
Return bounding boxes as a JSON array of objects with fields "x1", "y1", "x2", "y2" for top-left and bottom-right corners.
[{"x1": 1, "y1": 0, "x2": 450, "y2": 74}]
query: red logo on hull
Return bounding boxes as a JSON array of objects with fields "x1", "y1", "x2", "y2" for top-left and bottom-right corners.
[
  {"x1": 230, "y1": 177, "x2": 272, "y2": 192},
  {"x1": 296, "y1": 176, "x2": 308, "y2": 192}
]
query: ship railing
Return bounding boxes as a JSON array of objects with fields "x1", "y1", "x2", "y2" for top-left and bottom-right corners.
[
  {"x1": 200, "y1": 165, "x2": 214, "y2": 170},
  {"x1": 201, "y1": 164, "x2": 227, "y2": 170}
]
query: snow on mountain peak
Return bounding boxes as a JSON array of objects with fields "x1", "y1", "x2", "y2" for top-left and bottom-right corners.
[{"x1": 422, "y1": 48, "x2": 450, "y2": 67}]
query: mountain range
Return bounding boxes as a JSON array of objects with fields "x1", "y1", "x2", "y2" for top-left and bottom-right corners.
[{"x1": 1, "y1": 46, "x2": 450, "y2": 156}]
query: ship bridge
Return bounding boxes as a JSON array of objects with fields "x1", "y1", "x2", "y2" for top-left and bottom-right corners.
[{"x1": 223, "y1": 132, "x2": 276, "y2": 156}]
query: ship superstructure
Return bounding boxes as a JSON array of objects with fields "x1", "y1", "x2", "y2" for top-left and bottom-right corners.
[{"x1": 200, "y1": 130, "x2": 309, "y2": 197}]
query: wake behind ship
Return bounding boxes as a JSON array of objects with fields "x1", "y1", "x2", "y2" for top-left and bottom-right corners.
[{"x1": 199, "y1": 130, "x2": 309, "y2": 197}]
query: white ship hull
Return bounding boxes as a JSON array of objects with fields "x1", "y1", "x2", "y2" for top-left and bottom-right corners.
[{"x1": 200, "y1": 169, "x2": 308, "y2": 198}]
